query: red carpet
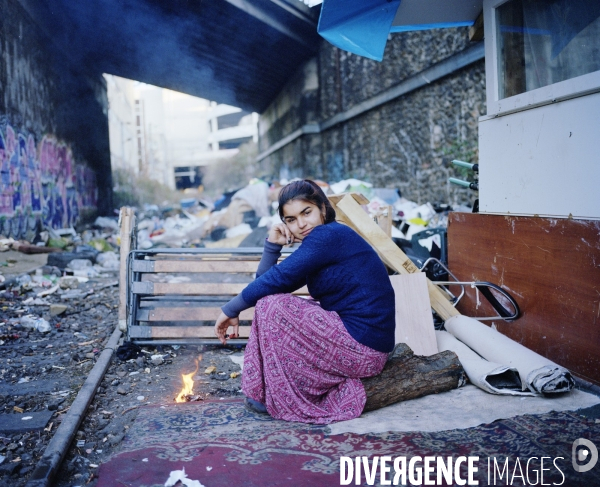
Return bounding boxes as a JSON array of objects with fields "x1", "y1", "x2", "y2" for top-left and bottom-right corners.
[{"x1": 96, "y1": 398, "x2": 600, "y2": 486}]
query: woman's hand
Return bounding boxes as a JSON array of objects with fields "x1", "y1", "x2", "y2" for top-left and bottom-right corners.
[
  {"x1": 268, "y1": 223, "x2": 299, "y2": 247},
  {"x1": 214, "y1": 312, "x2": 239, "y2": 345}
]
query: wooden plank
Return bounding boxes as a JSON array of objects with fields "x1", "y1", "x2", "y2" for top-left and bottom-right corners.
[
  {"x1": 328, "y1": 192, "x2": 370, "y2": 205},
  {"x1": 118, "y1": 207, "x2": 135, "y2": 333},
  {"x1": 129, "y1": 325, "x2": 251, "y2": 339},
  {"x1": 132, "y1": 282, "x2": 244, "y2": 295},
  {"x1": 152, "y1": 254, "x2": 262, "y2": 260},
  {"x1": 390, "y1": 273, "x2": 438, "y2": 356},
  {"x1": 469, "y1": 11, "x2": 484, "y2": 42},
  {"x1": 448, "y1": 212, "x2": 600, "y2": 386},
  {"x1": 374, "y1": 205, "x2": 393, "y2": 237},
  {"x1": 137, "y1": 307, "x2": 255, "y2": 321},
  {"x1": 335, "y1": 194, "x2": 459, "y2": 321},
  {"x1": 132, "y1": 260, "x2": 260, "y2": 273},
  {"x1": 329, "y1": 192, "x2": 369, "y2": 232},
  {"x1": 132, "y1": 281, "x2": 309, "y2": 296}
]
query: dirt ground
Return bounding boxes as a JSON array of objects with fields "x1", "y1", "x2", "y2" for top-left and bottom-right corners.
[{"x1": 0, "y1": 267, "x2": 243, "y2": 487}]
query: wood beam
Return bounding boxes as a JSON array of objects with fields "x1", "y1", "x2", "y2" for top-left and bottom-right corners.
[{"x1": 469, "y1": 11, "x2": 484, "y2": 42}]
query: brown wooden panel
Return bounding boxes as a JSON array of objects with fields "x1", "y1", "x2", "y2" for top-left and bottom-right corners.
[
  {"x1": 132, "y1": 281, "x2": 309, "y2": 296},
  {"x1": 448, "y1": 213, "x2": 600, "y2": 385},
  {"x1": 132, "y1": 260, "x2": 260, "y2": 273},
  {"x1": 328, "y1": 192, "x2": 370, "y2": 205},
  {"x1": 138, "y1": 307, "x2": 254, "y2": 321},
  {"x1": 151, "y1": 253, "x2": 261, "y2": 260},
  {"x1": 129, "y1": 326, "x2": 251, "y2": 339}
]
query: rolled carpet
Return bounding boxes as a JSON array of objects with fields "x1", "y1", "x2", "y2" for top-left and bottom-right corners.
[
  {"x1": 435, "y1": 330, "x2": 535, "y2": 396},
  {"x1": 444, "y1": 315, "x2": 574, "y2": 394}
]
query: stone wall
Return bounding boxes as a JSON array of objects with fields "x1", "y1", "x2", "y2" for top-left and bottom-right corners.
[
  {"x1": 0, "y1": 0, "x2": 110, "y2": 238},
  {"x1": 258, "y1": 28, "x2": 485, "y2": 207}
]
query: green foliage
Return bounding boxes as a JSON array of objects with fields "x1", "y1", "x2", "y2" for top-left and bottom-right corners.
[
  {"x1": 112, "y1": 168, "x2": 180, "y2": 209},
  {"x1": 202, "y1": 141, "x2": 260, "y2": 198},
  {"x1": 442, "y1": 140, "x2": 477, "y2": 179}
]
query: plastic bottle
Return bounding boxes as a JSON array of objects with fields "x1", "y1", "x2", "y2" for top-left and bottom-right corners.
[
  {"x1": 67, "y1": 259, "x2": 93, "y2": 270},
  {"x1": 20, "y1": 316, "x2": 52, "y2": 333}
]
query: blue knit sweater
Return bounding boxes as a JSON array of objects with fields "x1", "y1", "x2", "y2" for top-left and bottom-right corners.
[{"x1": 222, "y1": 222, "x2": 396, "y2": 353}]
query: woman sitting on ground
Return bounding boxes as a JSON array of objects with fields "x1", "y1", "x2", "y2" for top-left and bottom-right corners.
[{"x1": 214, "y1": 179, "x2": 396, "y2": 424}]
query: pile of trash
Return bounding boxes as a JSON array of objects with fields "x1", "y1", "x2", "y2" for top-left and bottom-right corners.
[
  {"x1": 135, "y1": 179, "x2": 278, "y2": 249},
  {"x1": 131, "y1": 177, "x2": 472, "y2": 254},
  {"x1": 0, "y1": 216, "x2": 122, "y2": 295},
  {"x1": 0, "y1": 177, "x2": 471, "y2": 285}
]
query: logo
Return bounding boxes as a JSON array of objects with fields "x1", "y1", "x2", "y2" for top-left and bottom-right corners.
[{"x1": 572, "y1": 438, "x2": 598, "y2": 473}]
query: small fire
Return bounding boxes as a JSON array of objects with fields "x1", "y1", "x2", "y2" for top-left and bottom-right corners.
[{"x1": 175, "y1": 356, "x2": 200, "y2": 403}]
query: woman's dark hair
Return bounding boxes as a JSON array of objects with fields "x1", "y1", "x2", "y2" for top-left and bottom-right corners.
[{"x1": 278, "y1": 180, "x2": 336, "y2": 224}]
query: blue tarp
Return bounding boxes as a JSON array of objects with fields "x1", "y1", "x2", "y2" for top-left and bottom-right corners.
[{"x1": 318, "y1": 0, "x2": 483, "y2": 61}]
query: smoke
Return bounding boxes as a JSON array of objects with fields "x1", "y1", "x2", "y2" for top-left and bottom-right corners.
[{"x1": 32, "y1": 0, "x2": 316, "y2": 112}]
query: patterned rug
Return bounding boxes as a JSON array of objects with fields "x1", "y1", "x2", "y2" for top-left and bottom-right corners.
[{"x1": 96, "y1": 398, "x2": 600, "y2": 487}]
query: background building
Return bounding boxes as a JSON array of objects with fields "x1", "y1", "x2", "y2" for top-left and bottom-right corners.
[
  {"x1": 105, "y1": 75, "x2": 137, "y2": 174},
  {"x1": 106, "y1": 76, "x2": 258, "y2": 190}
]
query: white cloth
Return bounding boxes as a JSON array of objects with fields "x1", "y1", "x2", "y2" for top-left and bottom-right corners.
[
  {"x1": 328, "y1": 385, "x2": 599, "y2": 435},
  {"x1": 232, "y1": 182, "x2": 270, "y2": 217}
]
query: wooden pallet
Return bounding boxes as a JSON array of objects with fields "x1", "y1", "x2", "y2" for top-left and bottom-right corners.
[
  {"x1": 124, "y1": 192, "x2": 458, "y2": 347},
  {"x1": 126, "y1": 247, "x2": 306, "y2": 345}
]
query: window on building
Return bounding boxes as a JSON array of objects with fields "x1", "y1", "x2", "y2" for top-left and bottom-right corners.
[
  {"x1": 174, "y1": 166, "x2": 203, "y2": 190},
  {"x1": 496, "y1": 0, "x2": 600, "y2": 99},
  {"x1": 218, "y1": 137, "x2": 252, "y2": 150},
  {"x1": 216, "y1": 111, "x2": 249, "y2": 130}
]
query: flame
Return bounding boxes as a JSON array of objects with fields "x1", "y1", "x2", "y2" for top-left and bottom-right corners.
[{"x1": 175, "y1": 356, "x2": 200, "y2": 403}]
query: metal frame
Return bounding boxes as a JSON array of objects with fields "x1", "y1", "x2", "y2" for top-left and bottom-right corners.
[
  {"x1": 125, "y1": 246, "x2": 300, "y2": 345},
  {"x1": 420, "y1": 257, "x2": 520, "y2": 321}
]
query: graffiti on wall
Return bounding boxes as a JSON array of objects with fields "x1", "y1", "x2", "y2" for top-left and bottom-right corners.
[{"x1": 0, "y1": 123, "x2": 98, "y2": 237}]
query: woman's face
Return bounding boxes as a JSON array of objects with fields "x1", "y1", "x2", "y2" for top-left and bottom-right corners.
[{"x1": 282, "y1": 199, "x2": 324, "y2": 241}]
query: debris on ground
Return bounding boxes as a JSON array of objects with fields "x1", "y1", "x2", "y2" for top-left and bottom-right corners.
[{"x1": 0, "y1": 245, "x2": 242, "y2": 486}]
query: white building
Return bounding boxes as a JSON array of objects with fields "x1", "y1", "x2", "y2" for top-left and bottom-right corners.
[
  {"x1": 105, "y1": 75, "x2": 137, "y2": 174},
  {"x1": 106, "y1": 75, "x2": 258, "y2": 190}
]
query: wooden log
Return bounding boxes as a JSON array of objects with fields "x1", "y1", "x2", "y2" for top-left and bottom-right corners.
[
  {"x1": 362, "y1": 343, "x2": 465, "y2": 412},
  {"x1": 335, "y1": 193, "x2": 460, "y2": 321}
]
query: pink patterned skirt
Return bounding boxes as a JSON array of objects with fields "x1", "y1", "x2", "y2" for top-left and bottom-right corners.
[{"x1": 242, "y1": 294, "x2": 388, "y2": 424}]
